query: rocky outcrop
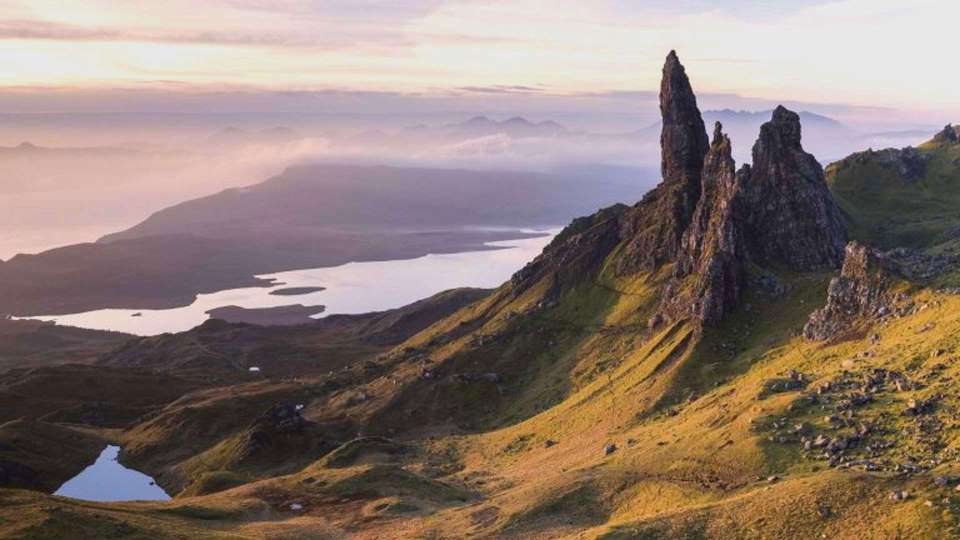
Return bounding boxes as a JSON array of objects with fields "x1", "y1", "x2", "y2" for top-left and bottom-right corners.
[
  {"x1": 510, "y1": 204, "x2": 626, "y2": 297},
  {"x1": 933, "y1": 124, "x2": 959, "y2": 145},
  {"x1": 512, "y1": 53, "x2": 848, "y2": 329},
  {"x1": 803, "y1": 242, "x2": 900, "y2": 341},
  {"x1": 511, "y1": 51, "x2": 711, "y2": 291},
  {"x1": 837, "y1": 147, "x2": 930, "y2": 182},
  {"x1": 738, "y1": 106, "x2": 847, "y2": 270},
  {"x1": 250, "y1": 402, "x2": 307, "y2": 435},
  {"x1": 236, "y1": 402, "x2": 319, "y2": 462}
]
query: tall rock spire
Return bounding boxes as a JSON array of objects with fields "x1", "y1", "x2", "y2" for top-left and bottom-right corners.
[
  {"x1": 660, "y1": 50, "x2": 710, "y2": 206},
  {"x1": 654, "y1": 106, "x2": 849, "y2": 328},
  {"x1": 614, "y1": 51, "x2": 710, "y2": 274}
]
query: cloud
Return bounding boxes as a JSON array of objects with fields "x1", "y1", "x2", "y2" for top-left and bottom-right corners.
[
  {"x1": 0, "y1": 18, "x2": 410, "y2": 49},
  {"x1": 455, "y1": 85, "x2": 548, "y2": 95},
  {"x1": 0, "y1": 0, "x2": 958, "y2": 117}
]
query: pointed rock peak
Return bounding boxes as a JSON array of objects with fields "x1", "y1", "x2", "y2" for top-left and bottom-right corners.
[
  {"x1": 661, "y1": 51, "x2": 698, "y2": 108},
  {"x1": 712, "y1": 121, "x2": 724, "y2": 145},
  {"x1": 608, "y1": 51, "x2": 708, "y2": 275},
  {"x1": 760, "y1": 105, "x2": 802, "y2": 149},
  {"x1": 709, "y1": 122, "x2": 732, "y2": 155},
  {"x1": 659, "y1": 50, "x2": 709, "y2": 186},
  {"x1": 664, "y1": 50, "x2": 681, "y2": 72},
  {"x1": 772, "y1": 104, "x2": 793, "y2": 120},
  {"x1": 745, "y1": 105, "x2": 847, "y2": 270}
]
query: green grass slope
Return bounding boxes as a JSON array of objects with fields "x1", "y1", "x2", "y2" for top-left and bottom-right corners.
[{"x1": 827, "y1": 128, "x2": 960, "y2": 249}]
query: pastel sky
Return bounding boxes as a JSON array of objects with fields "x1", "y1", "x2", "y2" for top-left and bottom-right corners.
[{"x1": 1, "y1": 0, "x2": 957, "y2": 117}]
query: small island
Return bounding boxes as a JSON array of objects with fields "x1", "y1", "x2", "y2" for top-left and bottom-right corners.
[
  {"x1": 205, "y1": 304, "x2": 325, "y2": 326},
  {"x1": 268, "y1": 287, "x2": 326, "y2": 296}
]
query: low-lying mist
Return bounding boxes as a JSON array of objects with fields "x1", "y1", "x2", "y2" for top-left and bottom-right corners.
[
  {"x1": 0, "y1": 110, "x2": 933, "y2": 259},
  {"x1": 0, "y1": 115, "x2": 659, "y2": 259}
]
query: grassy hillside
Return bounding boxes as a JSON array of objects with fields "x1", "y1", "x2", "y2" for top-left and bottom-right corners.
[
  {"x1": 827, "y1": 129, "x2": 960, "y2": 249},
  {"x1": 4, "y1": 267, "x2": 960, "y2": 538},
  {"x1": 2, "y1": 109, "x2": 958, "y2": 539}
]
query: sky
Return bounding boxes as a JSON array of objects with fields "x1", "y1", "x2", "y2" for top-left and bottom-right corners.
[{"x1": 0, "y1": 0, "x2": 957, "y2": 121}]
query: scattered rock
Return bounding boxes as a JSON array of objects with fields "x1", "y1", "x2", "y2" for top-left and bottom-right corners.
[
  {"x1": 889, "y1": 490, "x2": 910, "y2": 502},
  {"x1": 604, "y1": 443, "x2": 618, "y2": 456},
  {"x1": 817, "y1": 504, "x2": 832, "y2": 518}
]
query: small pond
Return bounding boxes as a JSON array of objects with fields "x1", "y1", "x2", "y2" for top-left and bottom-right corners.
[{"x1": 54, "y1": 445, "x2": 170, "y2": 502}]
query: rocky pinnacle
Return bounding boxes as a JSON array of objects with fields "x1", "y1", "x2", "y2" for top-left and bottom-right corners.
[
  {"x1": 613, "y1": 51, "x2": 711, "y2": 274},
  {"x1": 660, "y1": 50, "x2": 710, "y2": 209},
  {"x1": 740, "y1": 105, "x2": 847, "y2": 269},
  {"x1": 661, "y1": 121, "x2": 745, "y2": 325}
]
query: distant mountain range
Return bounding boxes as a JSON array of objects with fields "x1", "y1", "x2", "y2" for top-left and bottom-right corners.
[{"x1": 344, "y1": 111, "x2": 931, "y2": 167}]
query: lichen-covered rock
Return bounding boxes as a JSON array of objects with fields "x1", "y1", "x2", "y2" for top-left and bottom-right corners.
[{"x1": 803, "y1": 242, "x2": 899, "y2": 341}]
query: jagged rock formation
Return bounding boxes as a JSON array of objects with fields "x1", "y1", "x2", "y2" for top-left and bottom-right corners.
[
  {"x1": 803, "y1": 242, "x2": 900, "y2": 341},
  {"x1": 656, "y1": 108, "x2": 847, "y2": 326},
  {"x1": 513, "y1": 52, "x2": 848, "y2": 329},
  {"x1": 660, "y1": 122, "x2": 745, "y2": 324}
]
